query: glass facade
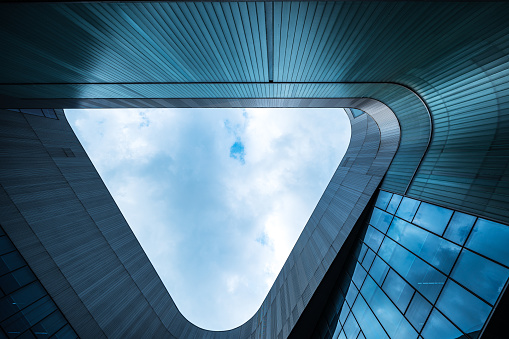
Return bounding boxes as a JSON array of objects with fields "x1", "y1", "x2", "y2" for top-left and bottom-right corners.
[
  {"x1": 0, "y1": 225, "x2": 77, "y2": 339},
  {"x1": 313, "y1": 190, "x2": 509, "y2": 339}
]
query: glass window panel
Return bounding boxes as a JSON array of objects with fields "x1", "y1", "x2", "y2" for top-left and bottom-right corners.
[
  {"x1": 364, "y1": 226, "x2": 384, "y2": 252},
  {"x1": 0, "y1": 311, "x2": 30, "y2": 337},
  {"x1": 436, "y1": 280, "x2": 491, "y2": 336},
  {"x1": 382, "y1": 270, "x2": 414, "y2": 313},
  {"x1": 413, "y1": 202, "x2": 453, "y2": 235},
  {"x1": 52, "y1": 325, "x2": 76, "y2": 339},
  {"x1": 1, "y1": 252, "x2": 25, "y2": 273},
  {"x1": 0, "y1": 236, "x2": 15, "y2": 256},
  {"x1": 443, "y1": 212, "x2": 476, "y2": 245},
  {"x1": 368, "y1": 256, "x2": 389, "y2": 285},
  {"x1": 352, "y1": 263, "x2": 367, "y2": 289},
  {"x1": 421, "y1": 309, "x2": 462, "y2": 339},
  {"x1": 20, "y1": 296, "x2": 56, "y2": 326},
  {"x1": 351, "y1": 295, "x2": 389, "y2": 339},
  {"x1": 345, "y1": 281, "x2": 358, "y2": 308},
  {"x1": 361, "y1": 276, "x2": 417, "y2": 339},
  {"x1": 451, "y1": 249, "x2": 509, "y2": 305},
  {"x1": 466, "y1": 218, "x2": 509, "y2": 266},
  {"x1": 357, "y1": 332, "x2": 365, "y2": 339},
  {"x1": 386, "y1": 194, "x2": 403, "y2": 215},
  {"x1": 395, "y1": 197, "x2": 420, "y2": 222},
  {"x1": 369, "y1": 208, "x2": 393, "y2": 234},
  {"x1": 358, "y1": 244, "x2": 368, "y2": 264},
  {"x1": 375, "y1": 191, "x2": 392, "y2": 210},
  {"x1": 10, "y1": 282, "x2": 47, "y2": 311},
  {"x1": 339, "y1": 302, "x2": 350, "y2": 325},
  {"x1": 332, "y1": 324, "x2": 342, "y2": 339},
  {"x1": 379, "y1": 238, "x2": 446, "y2": 303},
  {"x1": 388, "y1": 218, "x2": 460, "y2": 275},
  {"x1": 0, "y1": 266, "x2": 35, "y2": 294},
  {"x1": 338, "y1": 330, "x2": 346, "y2": 339},
  {"x1": 32, "y1": 311, "x2": 66, "y2": 337},
  {"x1": 405, "y1": 292, "x2": 432, "y2": 332},
  {"x1": 361, "y1": 249, "x2": 375, "y2": 270},
  {"x1": 343, "y1": 313, "x2": 360, "y2": 339}
]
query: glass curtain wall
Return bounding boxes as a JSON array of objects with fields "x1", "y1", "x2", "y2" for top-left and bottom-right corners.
[{"x1": 314, "y1": 190, "x2": 509, "y2": 339}]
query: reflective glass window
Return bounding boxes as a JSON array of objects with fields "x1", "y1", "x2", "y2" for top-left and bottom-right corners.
[
  {"x1": 0, "y1": 236, "x2": 15, "y2": 255},
  {"x1": 413, "y1": 202, "x2": 453, "y2": 235},
  {"x1": 1, "y1": 251, "x2": 25, "y2": 273},
  {"x1": 332, "y1": 323, "x2": 342, "y2": 339},
  {"x1": 361, "y1": 276, "x2": 417, "y2": 339},
  {"x1": 466, "y1": 218, "x2": 509, "y2": 266},
  {"x1": 436, "y1": 280, "x2": 491, "y2": 335},
  {"x1": 369, "y1": 208, "x2": 393, "y2": 234},
  {"x1": 375, "y1": 191, "x2": 392, "y2": 210},
  {"x1": 357, "y1": 332, "x2": 366, "y2": 339},
  {"x1": 369, "y1": 256, "x2": 389, "y2": 285},
  {"x1": 361, "y1": 249, "x2": 375, "y2": 270},
  {"x1": 387, "y1": 218, "x2": 460, "y2": 274},
  {"x1": 351, "y1": 295, "x2": 389, "y2": 339},
  {"x1": 345, "y1": 281, "x2": 358, "y2": 307},
  {"x1": 443, "y1": 212, "x2": 476, "y2": 245},
  {"x1": 451, "y1": 249, "x2": 509, "y2": 305},
  {"x1": 352, "y1": 263, "x2": 367, "y2": 289},
  {"x1": 339, "y1": 302, "x2": 350, "y2": 325},
  {"x1": 386, "y1": 194, "x2": 402, "y2": 215},
  {"x1": 395, "y1": 197, "x2": 420, "y2": 222},
  {"x1": 338, "y1": 329, "x2": 346, "y2": 339},
  {"x1": 379, "y1": 238, "x2": 446, "y2": 303},
  {"x1": 0, "y1": 266, "x2": 35, "y2": 294},
  {"x1": 343, "y1": 313, "x2": 360, "y2": 339},
  {"x1": 53, "y1": 324, "x2": 76, "y2": 339},
  {"x1": 364, "y1": 226, "x2": 384, "y2": 252},
  {"x1": 382, "y1": 270, "x2": 414, "y2": 313},
  {"x1": 421, "y1": 309, "x2": 462, "y2": 339},
  {"x1": 405, "y1": 292, "x2": 432, "y2": 332}
]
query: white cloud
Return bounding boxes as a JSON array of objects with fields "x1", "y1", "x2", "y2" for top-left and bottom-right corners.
[{"x1": 65, "y1": 107, "x2": 351, "y2": 330}]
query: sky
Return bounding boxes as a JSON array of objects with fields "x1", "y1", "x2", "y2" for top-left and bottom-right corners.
[{"x1": 65, "y1": 108, "x2": 351, "y2": 330}]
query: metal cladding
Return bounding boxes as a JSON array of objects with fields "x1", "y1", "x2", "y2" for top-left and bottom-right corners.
[{"x1": 0, "y1": 1, "x2": 508, "y2": 338}]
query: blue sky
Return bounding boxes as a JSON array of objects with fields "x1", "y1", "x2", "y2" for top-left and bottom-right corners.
[{"x1": 65, "y1": 108, "x2": 350, "y2": 330}]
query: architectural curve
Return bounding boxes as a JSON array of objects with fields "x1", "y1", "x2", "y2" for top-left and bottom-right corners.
[{"x1": 1, "y1": 1, "x2": 509, "y2": 338}]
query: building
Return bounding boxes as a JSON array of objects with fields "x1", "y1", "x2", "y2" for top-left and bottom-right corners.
[{"x1": 0, "y1": 1, "x2": 508, "y2": 338}]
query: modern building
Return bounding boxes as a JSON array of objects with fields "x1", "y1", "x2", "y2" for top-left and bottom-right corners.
[{"x1": 0, "y1": 1, "x2": 508, "y2": 338}]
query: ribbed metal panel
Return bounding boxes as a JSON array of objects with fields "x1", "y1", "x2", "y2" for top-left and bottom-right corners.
[{"x1": 0, "y1": 101, "x2": 399, "y2": 338}]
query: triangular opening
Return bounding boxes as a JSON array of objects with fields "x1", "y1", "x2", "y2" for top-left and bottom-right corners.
[{"x1": 65, "y1": 107, "x2": 351, "y2": 330}]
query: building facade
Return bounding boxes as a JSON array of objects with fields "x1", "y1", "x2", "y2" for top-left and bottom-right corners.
[{"x1": 0, "y1": 1, "x2": 508, "y2": 338}]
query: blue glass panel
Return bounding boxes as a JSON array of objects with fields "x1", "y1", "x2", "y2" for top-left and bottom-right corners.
[
  {"x1": 443, "y1": 212, "x2": 476, "y2": 246},
  {"x1": 364, "y1": 226, "x2": 384, "y2": 252},
  {"x1": 386, "y1": 194, "x2": 403, "y2": 215},
  {"x1": 395, "y1": 197, "x2": 420, "y2": 222},
  {"x1": 0, "y1": 266, "x2": 35, "y2": 294},
  {"x1": 375, "y1": 191, "x2": 392, "y2": 210},
  {"x1": 378, "y1": 238, "x2": 446, "y2": 303},
  {"x1": 466, "y1": 218, "x2": 509, "y2": 266},
  {"x1": 412, "y1": 202, "x2": 453, "y2": 235},
  {"x1": 53, "y1": 325, "x2": 76, "y2": 339},
  {"x1": 352, "y1": 263, "x2": 367, "y2": 289},
  {"x1": 382, "y1": 270, "x2": 414, "y2": 313},
  {"x1": 436, "y1": 280, "x2": 491, "y2": 336},
  {"x1": 369, "y1": 256, "x2": 389, "y2": 286},
  {"x1": 350, "y1": 108, "x2": 365, "y2": 118},
  {"x1": 1, "y1": 252, "x2": 25, "y2": 273},
  {"x1": 338, "y1": 329, "x2": 346, "y2": 339},
  {"x1": 369, "y1": 208, "x2": 393, "y2": 234},
  {"x1": 451, "y1": 249, "x2": 509, "y2": 305},
  {"x1": 357, "y1": 332, "x2": 366, "y2": 339},
  {"x1": 388, "y1": 218, "x2": 460, "y2": 274},
  {"x1": 421, "y1": 309, "x2": 462, "y2": 339},
  {"x1": 339, "y1": 302, "x2": 350, "y2": 325},
  {"x1": 361, "y1": 276, "x2": 417, "y2": 339},
  {"x1": 343, "y1": 313, "x2": 360, "y2": 339},
  {"x1": 351, "y1": 295, "x2": 389, "y2": 339},
  {"x1": 361, "y1": 249, "x2": 375, "y2": 270},
  {"x1": 345, "y1": 281, "x2": 358, "y2": 307},
  {"x1": 0, "y1": 236, "x2": 15, "y2": 255},
  {"x1": 405, "y1": 292, "x2": 432, "y2": 332}
]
